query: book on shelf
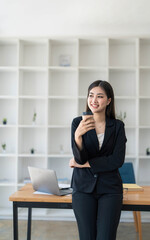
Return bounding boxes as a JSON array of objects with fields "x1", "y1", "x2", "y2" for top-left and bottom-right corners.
[{"x1": 123, "y1": 184, "x2": 144, "y2": 191}]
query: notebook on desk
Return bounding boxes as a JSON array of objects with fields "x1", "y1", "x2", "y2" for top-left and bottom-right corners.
[
  {"x1": 123, "y1": 184, "x2": 144, "y2": 191},
  {"x1": 28, "y1": 166, "x2": 72, "y2": 196}
]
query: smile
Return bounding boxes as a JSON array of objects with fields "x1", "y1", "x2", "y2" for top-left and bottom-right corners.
[{"x1": 91, "y1": 104, "x2": 99, "y2": 108}]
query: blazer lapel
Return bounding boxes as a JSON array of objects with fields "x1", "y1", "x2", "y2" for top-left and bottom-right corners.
[
  {"x1": 83, "y1": 117, "x2": 116, "y2": 155},
  {"x1": 100, "y1": 117, "x2": 116, "y2": 154},
  {"x1": 84, "y1": 129, "x2": 99, "y2": 155}
]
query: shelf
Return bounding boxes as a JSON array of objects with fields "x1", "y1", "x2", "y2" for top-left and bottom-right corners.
[
  {"x1": 0, "y1": 39, "x2": 18, "y2": 66},
  {"x1": 18, "y1": 154, "x2": 46, "y2": 157},
  {"x1": 19, "y1": 39, "x2": 48, "y2": 66},
  {"x1": 78, "y1": 96, "x2": 86, "y2": 99},
  {"x1": 139, "y1": 99, "x2": 150, "y2": 125},
  {"x1": 48, "y1": 96, "x2": 77, "y2": 99},
  {"x1": 48, "y1": 125, "x2": 70, "y2": 128},
  {"x1": 19, "y1": 66, "x2": 47, "y2": 71},
  {"x1": 0, "y1": 125, "x2": 17, "y2": 128},
  {"x1": 125, "y1": 125, "x2": 137, "y2": 129},
  {"x1": 79, "y1": 38, "x2": 107, "y2": 67},
  {"x1": 139, "y1": 38, "x2": 150, "y2": 66},
  {"x1": 139, "y1": 96, "x2": 150, "y2": 99},
  {"x1": 48, "y1": 98, "x2": 77, "y2": 125},
  {"x1": 1, "y1": 36, "x2": 150, "y2": 216},
  {"x1": 125, "y1": 128, "x2": 137, "y2": 156},
  {"x1": 0, "y1": 169, "x2": 16, "y2": 182},
  {"x1": 139, "y1": 129, "x2": 150, "y2": 156},
  {"x1": 19, "y1": 96, "x2": 47, "y2": 99},
  {"x1": 0, "y1": 128, "x2": 17, "y2": 154},
  {"x1": 0, "y1": 69, "x2": 18, "y2": 96},
  {"x1": 115, "y1": 98, "x2": 137, "y2": 126},
  {"x1": 19, "y1": 98, "x2": 47, "y2": 125},
  {"x1": 0, "y1": 186, "x2": 16, "y2": 208},
  {"x1": 139, "y1": 68, "x2": 150, "y2": 97},
  {"x1": 109, "y1": 38, "x2": 137, "y2": 67},
  {"x1": 0, "y1": 181, "x2": 16, "y2": 187},
  {"x1": 48, "y1": 128, "x2": 72, "y2": 155},
  {"x1": 18, "y1": 125, "x2": 46, "y2": 128},
  {"x1": 48, "y1": 154, "x2": 72, "y2": 158},
  {"x1": 49, "y1": 68, "x2": 77, "y2": 97},
  {"x1": 125, "y1": 155, "x2": 137, "y2": 159},
  {"x1": 18, "y1": 128, "x2": 46, "y2": 154},
  {"x1": 0, "y1": 96, "x2": 18, "y2": 99},
  {"x1": 0, "y1": 99, "x2": 17, "y2": 125},
  {"x1": 19, "y1": 69, "x2": 47, "y2": 96},
  {"x1": 0, "y1": 154, "x2": 16, "y2": 157},
  {"x1": 0, "y1": 66, "x2": 18, "y2": 71},
  {"x1": 49, "y1": 39, "x2": 78, "y2": 67},
  {"x1": 138, "y1": 159, "x2": 150, "y2": 184},
  {"x1": 79, "y1": 66, "x2": 107, "y2": 71},
  {"x1": 139, "y1": 125, "x2": 150, "y2": 129},
  {"x1": 109, "y1": 69, "x2": 136, "y2": 97},
  {"x1": 115, "y1": 96, "x2": 136, "y2": 100},
  {"x1": 109, "y1": 66, "x2": 136, "y2": 70},
  {"x1": 140, "y1": 66, "x2": 150, "y2": 69},
  {"x1": 49, "y1": 66, "x2": 77, "y2": 71},
  {"x1": 139, "y1": 156, "x2": 150, "y2": 159}
]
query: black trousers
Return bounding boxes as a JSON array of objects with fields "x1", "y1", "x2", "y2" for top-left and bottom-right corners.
[{"x1": 72, "y1": 190, "x2": 123, "y2": 240}]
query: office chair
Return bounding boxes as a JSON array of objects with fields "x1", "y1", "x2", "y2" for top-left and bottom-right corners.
[{"x1": 119, "y1": 162, "x2": 142, "y2": 240}]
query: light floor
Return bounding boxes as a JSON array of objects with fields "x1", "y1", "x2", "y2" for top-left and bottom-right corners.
[{"x1": 0, "y1": 220, "x2": 150, "y2": 240}]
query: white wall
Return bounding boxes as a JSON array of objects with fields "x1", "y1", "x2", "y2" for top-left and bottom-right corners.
[{"x1": 0, "y1": 0, "x2": 150, "y2": 36}]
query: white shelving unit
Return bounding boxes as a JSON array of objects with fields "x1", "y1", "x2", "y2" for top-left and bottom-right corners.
[{"x1": 0, "y1": 37, "x2": 150, "y2": 219}]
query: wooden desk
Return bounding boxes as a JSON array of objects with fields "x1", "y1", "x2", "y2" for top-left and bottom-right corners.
[{"x1": 9, "y1": 184, "x2": 150, "y2": 240}]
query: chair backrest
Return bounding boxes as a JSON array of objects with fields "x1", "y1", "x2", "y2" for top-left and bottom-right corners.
[{"x1": 119, "y1": 162, "x2": 136, "y2": 183}]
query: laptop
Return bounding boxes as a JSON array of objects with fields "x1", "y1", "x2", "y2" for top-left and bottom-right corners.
[{"x1": 28, "y1": 166, "x2": 72, "y2": 196}]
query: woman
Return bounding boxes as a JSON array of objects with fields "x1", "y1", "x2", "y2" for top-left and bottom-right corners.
[{"x1": 69, "y1": 80, "x2": 127, "y2": 240}]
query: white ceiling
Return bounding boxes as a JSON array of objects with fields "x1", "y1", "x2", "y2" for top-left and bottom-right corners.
[{"x1": 0, "y1": 0, "x2": 150, "y2": 36}]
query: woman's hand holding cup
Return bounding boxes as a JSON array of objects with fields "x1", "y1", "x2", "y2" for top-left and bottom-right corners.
[{"x1": 75, "y1": 112, "x2": 95, "y2": 140}]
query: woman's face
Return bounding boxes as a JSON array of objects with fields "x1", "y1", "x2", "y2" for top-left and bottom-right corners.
[{"x1": 87, "y1": 86, "x2": 111, "y2": 114}]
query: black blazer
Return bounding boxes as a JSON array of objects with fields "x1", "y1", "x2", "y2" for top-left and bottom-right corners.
[{"x1": 71, "y1": 116, "x2": 127, "y2": 194}]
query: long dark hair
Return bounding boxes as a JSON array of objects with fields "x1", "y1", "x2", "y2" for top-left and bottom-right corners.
[{"x1": 85, "y1": 80, "x2": 116, "y2": 119}]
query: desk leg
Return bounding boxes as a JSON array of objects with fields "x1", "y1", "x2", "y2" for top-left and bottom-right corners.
[
  {"x1": 13, "y1": 202, "x2": 18, "y2": 240},
  {"x1": 27, "y1": 207, "x2": 32, "y2": 240}
]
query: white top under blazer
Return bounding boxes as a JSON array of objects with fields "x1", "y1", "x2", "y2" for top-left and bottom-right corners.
[{"x1": 97, "y1": 133, "x2": 104, "y2": 149}]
